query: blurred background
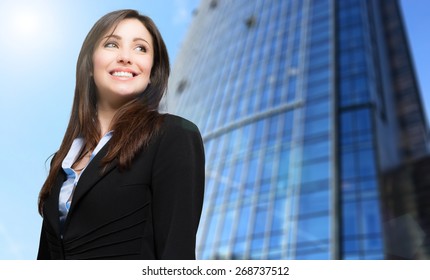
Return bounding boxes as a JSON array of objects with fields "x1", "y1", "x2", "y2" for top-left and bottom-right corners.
[
  {"x1": 0, "y1": 0, "x2": 428, "y2": 259},
  {"x1": 164, "y1": 0, "x2": 430, "y2": 259}
]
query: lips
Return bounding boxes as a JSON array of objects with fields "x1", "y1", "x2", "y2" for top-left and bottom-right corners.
[
  {"x1": 109, "y1": 69, "x2": 138, "y2": 78},
  {"x1": 111, "y1": 71, "x2": 134, "y2": 78}
]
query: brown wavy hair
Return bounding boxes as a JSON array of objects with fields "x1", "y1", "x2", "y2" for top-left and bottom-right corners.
[{"x1": 38, "y1": 9, "x2": 170, "y2": 214}]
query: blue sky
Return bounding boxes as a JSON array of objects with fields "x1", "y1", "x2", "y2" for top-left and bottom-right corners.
[{"x1": 0, "y1": 0, "x2": 427, "y2": 259}]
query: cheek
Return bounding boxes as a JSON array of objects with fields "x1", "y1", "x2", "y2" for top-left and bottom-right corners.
[
  {"x1": 92, "y1": 54, "x2": 104, "y2": 73},
  {"x1": 139, "y1": 56, "x2": 154, "y2": 75},
  {"x1": 143, "y1": 61, "x2": 153, "y2": 76},
  {"x1": 147, "y1": 62, "x2": 154, "y2": 82}
]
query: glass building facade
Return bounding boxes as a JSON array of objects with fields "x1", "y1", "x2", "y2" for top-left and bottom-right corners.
[{"x1": 164, "y1": 0, "x2": 429, "y2": 259}]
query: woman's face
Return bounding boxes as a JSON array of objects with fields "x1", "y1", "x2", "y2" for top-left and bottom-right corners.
[{"x1": 92, "y1": 18, "x2": 154, "y2": 108}]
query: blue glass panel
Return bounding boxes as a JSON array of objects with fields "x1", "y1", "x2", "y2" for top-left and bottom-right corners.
[
  {"x1": 287, "y1": 77, "x2": 297, "y2": 102},
  {"x1": 204, "y1": 179, "x2": 216, "y2": 200},
  {"x1": 240, "y1": 124, "x2": 252, "y2": 153},
  {"x1": 217, "y1": 242, "x2": 230, "y2": 260},
  {"x1": 236, "y1": 204, "x2": 252, "y2": 238},
  {"x1": 344, "y1": 238, "x2": 360, "y2": 253},
  {"x1": 309, "y1": 42, "x2": 329, "y2": 57},
  {"x1": 278, "y1": 148, "x2": 290, "y2": 177},
  {"x1": 303, "y1": 117, "x2": 329, "y2": 138},
  {"x1": 297, "y1": 214, "x2": 330, "y2": 242},
  {"x1": 233, "y1": 161, "x2": 244, "y2": 184},
  {"x1": 342, "y1": 179, "x2": 358, "y2": 194},
  {"x1": 253, "y1": 201, "x2": 269, "y2": 236},
  {"x1": 268, "y1": 251, "x2": 282, "y2": 260},
  {"x1": 221, "y1": 161, "x2": 231, "y2": 179},
  {"x1": 273, "y1": 84, "x2": 285, "y2": 105},
  {"x1": 262, "y1": 152, "x2": 275, "y2": 180},
  {"x1": 232, "y1": 239, "x2": 247, "y2": 259},
  {"x1": 260, "y1": 180, "x2": 272, "y2": 195},
  {"x1": 358, "y1": 149, "x2": 376, "y2": 177},
  {"x1": 272, "y1": 197, "x2": 287, "y2": 232},
  {"x1": 267, "y1": 116, "x2": 279, "y2": 147},
  {"x1": 363, "y1": 252, "x2": 384, "y2": 260},
  {"x1": 243, "y1": 183, "x2": 256, "y2": 200},
  {"x1": 359, "y1": 178, "x2": 377, "y2": 191},
  {"x1": 301, "y1": 161, "x2": 329, "y2": 183},
  {"x1": 298, "y1": 190, "x2": 329, "y2": 216},
  {"x1": 246, "y1": 157, "x2": 259, "y2": 184},
  {"x1": 250, "y1": 237, "x2": 265, "y2": 255},
  {"x1": 269, "y1": 231, "x2": 283, "y2": 249},
  {"x1": 228, "y1": 185, "x2": 240, "y2": 202},
  {"x1": 356, "y1": 109, "x2": 371, "y2": 132},
  {"x1": 343, "y1": 253, "x2": 361, "y2": 260},
  {"x1": 220, "y1": 209, "x2": 234, "y2": 242},
  {"x1": 307, "y1": 69, "x2": 330, "y2": 85},
  {"x1": 340, "y1": 111, "x2": 354, "y2": 135},
  {"x1": 205, "y1": 212, "x2": 221, "y2": 247},
  {"x1": 341, "y1": 152, "x2": 355, "y2": 180},
  {"x1": 311, "y1": 22, "x2": 329, "y2": 37},
  {"x1": 302, "y1": 140, "x2": 329, "y2": 162},
  {"x1": 356, "y1": 130, "x2": 373, "y2": 144},
  {"x1": 253, "y1": 120, "x2": 266, "y2": 150},
  {"x1": 360, "y1": 200, "x2": 381, "y2": 235},
  {"x1": 363, "y1": 236, "x2": 383, "y2": 252},
  {"x1": 276, "y1": 178, "x2": 288, "y2": 192},
  {"x1": 341, "y1": 181, "x2": 358, "y2": 203},
  {"x1": 343, "y1": 202, "x2": 358, "y2": 236},
  {"x1": 281, "y1": 112, "x2": 293, "y2": 142},
  {"x1": 295, "y1": 239, "x2": 330, "y2": 257},
  {"x1": 305, "y1": 100, "x2": 329, "y2": 118},
  {"x1": 309, "y1": 50, "x2": 329, "y2": 68},
  {"x1": 307, "y1": 82, "x2": 329, "y2": 99},
  {"x1": 215, "y1": 183, "x2": 226, "y2": 206},
  {"x1": 296, "y1": 251, "x2": 329, "y2": 260},
  {"x1": 227, "y1": 129, "x2": 240, "y2": 154}
]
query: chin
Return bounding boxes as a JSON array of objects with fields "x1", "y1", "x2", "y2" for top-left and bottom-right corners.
[
  {"x1": 113, "y1": 87, "x2": 141, "y2": 96},
  {"x1": 117, "y1": 92, "x2": 140, "y2": 102}
]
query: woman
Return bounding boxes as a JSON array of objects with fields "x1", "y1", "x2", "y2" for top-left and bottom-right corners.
[{"x1": 37, "y1": 9, "x2": 205, "y2": 260}]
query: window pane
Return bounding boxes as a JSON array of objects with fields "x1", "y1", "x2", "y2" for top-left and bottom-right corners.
[
  {"x1": 301, "y1": 161, "x2": 329, "y2": 183},
  {"x1": 297, "y1": 215, "x2": 330, "y2": 242}
]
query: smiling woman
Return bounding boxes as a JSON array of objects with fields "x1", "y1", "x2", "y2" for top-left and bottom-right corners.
[
  {"x1": 92, "y1": 18, "x2": 154, "y2": 112},
  {"x1": 0, "y1": 1, "x2": 201, "y2": 261},
  {"x1": 36, "y1": 9, "x2": 205, "y2": 260}
]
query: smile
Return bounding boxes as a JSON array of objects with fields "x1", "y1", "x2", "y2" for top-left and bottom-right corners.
[{"x1": 110, "y1": 71, "x2": 137, "y2": 78}]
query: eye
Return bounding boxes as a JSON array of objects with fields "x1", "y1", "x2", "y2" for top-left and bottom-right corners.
[
  {"x1": 135, "y1": 45, "x2": 147, "y2": 53},
  {"x1": 104, "y1": 42, "x2": 118, "y2": 48}
]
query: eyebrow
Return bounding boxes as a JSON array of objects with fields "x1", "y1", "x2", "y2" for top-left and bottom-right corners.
[{"x1": 102, "y1": 34, "x2": 151, "y2": 46}]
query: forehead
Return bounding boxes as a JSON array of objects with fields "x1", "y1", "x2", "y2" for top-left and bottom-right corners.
[{"x1": 103, "y1": 18, "x2": 153, "y2": 45}]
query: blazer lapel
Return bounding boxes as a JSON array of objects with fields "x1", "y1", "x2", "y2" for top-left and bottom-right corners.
[
  {"x1": 43, "y1": 171, "x2": 66, "y2": 237},
  {"x1": 63, "y1": 142, "x2": 117, "y2": 225}
]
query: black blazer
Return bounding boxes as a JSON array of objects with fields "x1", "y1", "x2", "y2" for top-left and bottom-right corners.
[{"x1": 37, "y1": 114, "x2": 205, "y2": 260}]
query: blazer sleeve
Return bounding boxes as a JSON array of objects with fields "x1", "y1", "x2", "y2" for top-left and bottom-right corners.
[
  {"x1": 37, "y1": 221, "x2": 51, "y2": 260},
  {"x1": 151, "y1": 118, "x2": 205, "y2": 259}
]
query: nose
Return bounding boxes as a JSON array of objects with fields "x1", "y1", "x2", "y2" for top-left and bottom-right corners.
[{"x1": 117, "y1": 50, "x2": 132, "y2": 65}]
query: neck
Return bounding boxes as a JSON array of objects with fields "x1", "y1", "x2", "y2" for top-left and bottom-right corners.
[
  {"x1": 96, "y1": 94, "x2": 135, "y2": 136},
  {"x1": 97, "y1": 104, "x2": 117, "y2": 136}
]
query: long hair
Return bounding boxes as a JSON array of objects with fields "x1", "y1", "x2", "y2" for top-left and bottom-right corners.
[{"x1": 38, "y1": 10, "x2": 170, "y2": 214}]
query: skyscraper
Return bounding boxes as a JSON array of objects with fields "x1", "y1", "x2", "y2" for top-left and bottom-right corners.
[{"x1": 164, "y1": 0, "x2": 429, "y2": 259}]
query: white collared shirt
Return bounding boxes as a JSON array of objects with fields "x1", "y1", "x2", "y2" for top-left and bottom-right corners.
[{"x1": 58, "y1": 132, "x2": 113, "y2": 228}]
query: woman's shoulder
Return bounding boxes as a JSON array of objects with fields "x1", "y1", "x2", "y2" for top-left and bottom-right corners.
[
  {"x1": 160, "y1": 113, "x2": 201, "y2": 135},
  {"x1": 153, "y1": 114, "x2": 204, "y2": 154}
]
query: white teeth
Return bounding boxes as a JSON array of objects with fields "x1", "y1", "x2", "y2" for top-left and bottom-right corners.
[{"x1": 112, "y1": 71, "x2": 133, "y2": 78}]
